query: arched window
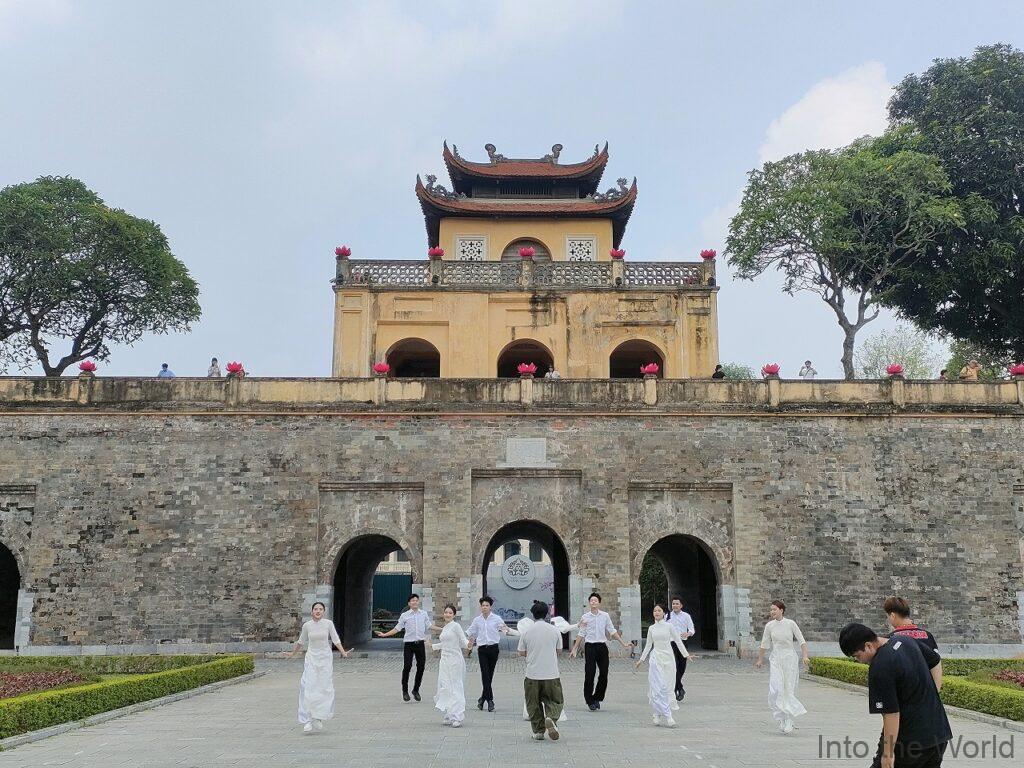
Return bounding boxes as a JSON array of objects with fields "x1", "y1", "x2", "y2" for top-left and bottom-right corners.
[
  {"x1": 496, "y1": 339, "x2": 554, "y2": 378},
  {"x1": 385, "y1": 338, "x2": 441, "y2": 377},
  {"x1": 609, "y1": 339, "x2": 665, "y2": 378},
  {"x1": 501, "y1": 238, "x2": 551, "y2": 262}
]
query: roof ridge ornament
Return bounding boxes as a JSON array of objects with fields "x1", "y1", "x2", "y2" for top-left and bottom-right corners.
[
  {"x1": 484, "y1": 143, "x2": 507, "y2": 163},
  {"x1": 541, "y1": 144, "x2": 563, "y2": 164},
  {"x1": 591, "y1": 178, "x2": 631, "y2": 202},
  {"x1": 424, "y1": 174, "x2": 462, "y2": 200}
]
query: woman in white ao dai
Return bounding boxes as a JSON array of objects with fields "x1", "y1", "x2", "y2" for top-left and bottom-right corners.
[
  {"x1": 635, "y1": 603, "x2": 690, "y2": 727},
  {"x1": 289, "y1": 602, "x2": 350, "y2": 734}
]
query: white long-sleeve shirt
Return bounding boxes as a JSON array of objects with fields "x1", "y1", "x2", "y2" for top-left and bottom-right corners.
[
  {"x1": 467, "y1": 613, "x2": 508, "y2": 646},
  {"x1": 667, "y1": 610, "x2": 694, "y2": 638},
  {"x1": 576, "y1": 610, "x2": 617, "y2": 643},
  {"x1": 396, "y1": 609, "x2": 430, "y2": 642}
]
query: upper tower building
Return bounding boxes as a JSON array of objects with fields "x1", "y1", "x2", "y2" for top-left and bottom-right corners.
[{"x1": 332, "y1": 143, "x2": 718, "y2": 379}]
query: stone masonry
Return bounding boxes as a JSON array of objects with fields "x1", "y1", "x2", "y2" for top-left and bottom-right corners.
[{"x1": 0, "y1": 377, "x2": 1022, "y2": 656}]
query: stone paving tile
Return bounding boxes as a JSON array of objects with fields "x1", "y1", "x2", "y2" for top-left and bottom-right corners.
[{"x1": 0, "y1": 657, "x2": 1017, "y2": 767}]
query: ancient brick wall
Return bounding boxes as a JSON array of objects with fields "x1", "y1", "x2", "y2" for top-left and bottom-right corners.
[{"x1": 0, "y1": 408, "x2": 1021, "y2": 651}]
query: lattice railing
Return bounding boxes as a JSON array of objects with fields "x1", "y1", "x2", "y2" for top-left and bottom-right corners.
[
  {"x1": 346, "y1": 260, "x2": 429, "y2": 286},
  {"x1": 623, "y1": 262, "x2": 703, "y2": 286},
  {"x1": 533, "y1": 262, "x2": 612, "y2": 287},
  {"x1": 439, "y1": 261, "x2": 521, "y2": 286}
]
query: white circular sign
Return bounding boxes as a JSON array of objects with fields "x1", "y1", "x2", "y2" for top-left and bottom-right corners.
[{"x1": 501, "y1": 554, "x2": 535, "y2": 590}]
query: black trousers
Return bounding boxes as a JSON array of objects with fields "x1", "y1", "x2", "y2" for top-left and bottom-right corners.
[
  {"x1": 583, "y1": 642, "x2": 610, "y2": 704},
  {"x1": 870, "y1": 739, "x2": 947, "y2": 768},
  {"x1": 402, "y1": 640, "x2": 425, "y2": 694},
  {"x1": 477, "y1": 643, "x2": 500, "y2": 702},
  {"x1": 672, "y1": 642, "x2": 688, "y2": 694}
]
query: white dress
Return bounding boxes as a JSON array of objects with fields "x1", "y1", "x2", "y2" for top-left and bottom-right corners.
[
  {"x1": 432, "y1": 621, "x2": 468, "y2": 723},
  {"x1": 759, "y1": 617, "x2": 808, "y2": 725},
  {"x1": 639, "y1": 619, "x2": 688, "y2": 718},
  {"x1": 296, "y1": 618, "x2": 340, "y2": 724}
]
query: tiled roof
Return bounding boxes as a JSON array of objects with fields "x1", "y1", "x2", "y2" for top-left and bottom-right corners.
[{"x1": 443, "y1": 142, "x2": 608, "y2": 184}]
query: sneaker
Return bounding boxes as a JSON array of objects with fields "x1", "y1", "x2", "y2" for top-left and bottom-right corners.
[
  {"x1": 783, "y1": 719, "x2": 794, "y2": 734},
  {"x1": 544, "y1": 716, "x2": 560, "y2": 741},
  {"x1": 413, "y1": 691, "x2": 421, "y2": 702},
  {"x1": 476, "y1": 698, "x2": 485, "y2": 710},
  {"x1": 443, "y1": 717, "x2": 452, "y2": 726},
  {"x1": 312, "y1": 719, "x2": 323, "y2": 731},
  {"x1": 664, "y1": 716, "x2": 677, "y2": 728},
  {"x1": 450, "y1": 720, "x2": 462, "y2": 728},
  {"x1": 595, "y1": 701, "x2": 601, "y2": 710},
  {"x1": 403, "y1": 692, "x2": 411, "y2": 702},
  {"x1": 532, "y1": 732, "x2": 545, "y2": 741},
  {"x1": 652, "y1": 714, "x2": 662, "y2": 726},
  {"x1": 302, "y1": 722, "x2": 313, "y2": 734},
  {"x1": 487, "y1": 700, "x2": 495, "y2": 712},
  {"x1": 588, "y1": 703, "x2": 598, "y2": 711}
]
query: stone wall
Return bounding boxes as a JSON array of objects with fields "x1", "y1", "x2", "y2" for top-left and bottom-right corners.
[{"x1": 0, "y1": 378, "x2": 1022, "y2": 655}]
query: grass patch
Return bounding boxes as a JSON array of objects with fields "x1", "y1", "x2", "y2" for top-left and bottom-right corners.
[
  {"x1": 0, "y1": 654, "x2": 254, "y2": 740},
  {"x1": 809, "y1": 657, "x2": 1024, "y2": 722}
]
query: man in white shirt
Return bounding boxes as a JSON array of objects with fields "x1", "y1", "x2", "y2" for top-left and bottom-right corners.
[
  {"x1": 467, "y1": 595, "x2": 514, "y2": 712},
  {"x1": 668, "y1": 596, "x2": 695, "y2": 701},
  {"x1": 569, "y1": 592, "x2": 633, "y2": 710},
  {"x1": 518, "y1": 601, "x2": 563, "y2": 741},
  {"x1": 375, "y1": 593, "x2": 430, "y2": 701},
  {"x1": 798, "y1": 360, "x2": 817, "y2": 380}
]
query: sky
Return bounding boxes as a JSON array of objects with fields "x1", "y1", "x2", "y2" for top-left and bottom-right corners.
[{"x1": 2, "y1": 1, "x2": 1023, "y2": 378}]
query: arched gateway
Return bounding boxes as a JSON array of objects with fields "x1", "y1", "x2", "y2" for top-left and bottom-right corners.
[
  {"x1": 332, "y1": 534, "x2": 415, "y2": 646},
  {"x1": 637, "y1": 534, "x2": 720, "y2": 649}
]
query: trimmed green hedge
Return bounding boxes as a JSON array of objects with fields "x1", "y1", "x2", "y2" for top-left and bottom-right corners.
[
  {"x1": 0, "y1": 655, "x2": 254, "y2": 740},
  {"x1": 809, "y1": 657, "x2": 1024, "y2": 722},
  {"x1": 0, "y1": 655, "x2": 225, "y2": 675}
]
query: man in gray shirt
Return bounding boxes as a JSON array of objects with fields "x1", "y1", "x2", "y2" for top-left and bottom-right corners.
[{"x1": 518, "y1": 601, "x2": 563, "y2": 741}]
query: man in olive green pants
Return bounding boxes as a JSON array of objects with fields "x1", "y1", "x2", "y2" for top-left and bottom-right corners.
[{"x1": 518, "y1": 601, "x2": 564, "y2": 741}]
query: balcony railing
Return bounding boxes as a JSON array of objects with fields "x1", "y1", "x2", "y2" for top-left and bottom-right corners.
[{"x1": 335, "y1": 258, "x2": 710, "y2": 289}]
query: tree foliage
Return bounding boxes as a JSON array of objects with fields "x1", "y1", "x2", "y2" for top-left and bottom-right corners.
[
  {"x1": 0, "y1": 176, "x2": 200, "y2": 375},
  {"x1": 945, "y1": 339, "x2": 1011, "y2": 381},
  {"x1": 854, "y1": 323, "x2": 945, "y2": 379},
  {"x1": 878, "y1": 44, "x2": 1024, "y2": 359},
  {"x1": 726, "y1": 137, "x2": 962, "y2": 379},
  {"x1": 639, "y1": 554, "x2": 667, "y2": 617},
  {"x1": 721, "y1": 362, "x2": 755, "y2": 380}
]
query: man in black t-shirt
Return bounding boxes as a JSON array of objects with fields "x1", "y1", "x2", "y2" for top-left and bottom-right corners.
[{"x1": 839, "y1": 623, "x2": 951, "y2": 768}]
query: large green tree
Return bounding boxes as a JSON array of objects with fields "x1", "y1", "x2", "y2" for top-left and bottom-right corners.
[
  {"x1": 727, "y1": 137, "x2": 962, "y2": 378},
  {"x1": 0, "y1": 176, "x2": 200, "y2": 375},
  {"x1": 878, "y1": 44, "x2": 1024, "y2": 359}
]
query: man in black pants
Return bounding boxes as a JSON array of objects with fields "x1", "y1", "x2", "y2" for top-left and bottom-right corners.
[
  {"x1": 668, "y1": 596, "x2": 695, "y2": 700},
  {"x1": 466, "y1": 595, "x2": 514, "y2": 711},
  {"x1": 569, "y1": 592, "x2": 633, "y2": 710},
  {"x1": 375, "y1": 593, "x2": 430, "y2": 701},
  {"x1": 839, "y1": 623, "x2": 951, "y2": 768}
]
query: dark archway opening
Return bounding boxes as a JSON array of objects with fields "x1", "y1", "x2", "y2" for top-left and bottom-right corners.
[
  {"x1": 482, "y1": 521, "x2": 569, "y2": 642},
  {"x1": 332, "y1": 535, "x2": 412, "y2": 647},
  {"x1": 386, "y1": 338, "x2": 441, "y2": 378},
  {"x1": 610, "y1": 339, "x2": 665, "y2": 379},
  {"x1": 639, "y1": 535, "x2": 719, "y2": 650},
  {"x1": 0, "y1": 544, "x2": 19, "y2": 650},
  {"x1": 497, "y1": 340, "x2": 554, "y2": 378}
]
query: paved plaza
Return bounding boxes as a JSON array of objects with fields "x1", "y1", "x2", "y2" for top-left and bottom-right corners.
[{"x1": 1, "y1": 655, "x2": 1017, "y2": 768}]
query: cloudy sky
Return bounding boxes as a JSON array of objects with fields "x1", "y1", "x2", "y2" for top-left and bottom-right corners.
[{"x1": 3, "y1": 1, "x2": 1022, "y2": 377}]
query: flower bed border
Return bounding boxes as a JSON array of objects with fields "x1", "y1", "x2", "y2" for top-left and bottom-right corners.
[
  {"x1": 809, "y1": 657, "x2": 1024, "y2": 722},
  {"x1": 0, "y1": 654, "x2": 254, "y2": 740}
]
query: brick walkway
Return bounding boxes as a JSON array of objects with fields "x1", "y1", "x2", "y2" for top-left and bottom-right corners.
[{"x1": 0, "y1": 655, "x2": 1016, "y2": 767}]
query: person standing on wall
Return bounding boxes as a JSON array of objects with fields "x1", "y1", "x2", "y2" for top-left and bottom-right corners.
[
  {"x1": 466, "y1": 595, "x2": 516, "y2": 712},
  {"x1": 375, "y1": 593, "x2": 430, "y2": 701},
  {"x1": 668, "y1": 595, "x2": 695, "y2": 700},
  {"x1": 569, "y1": 592, "x2": 633, "y2": 711}
]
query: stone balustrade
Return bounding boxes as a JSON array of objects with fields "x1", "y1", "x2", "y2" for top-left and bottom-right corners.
[
  {"x1": 334, "y1": 258, "x2": 710, "y2": 290},
  {"x1": 2, "y1": 376, "x2": 1023, "y2": 412}
]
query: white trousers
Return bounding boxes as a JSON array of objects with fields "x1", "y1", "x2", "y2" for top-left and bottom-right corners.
[
  {"x1": 767, "y1": 650, "x2": 807, "y2": 724},
  {"x1": 297, "y1": 649, "x2": 335, "y2": 724}
]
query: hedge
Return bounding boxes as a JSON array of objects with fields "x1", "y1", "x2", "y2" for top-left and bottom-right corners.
[
  {"x1": 0, "y1": 655, "x2": 254, "y2": 740},
  {"x1": 0, "y1": 655, "x2": 225, "y2": 675},
  {"x1": 809, "y1": 657, "x2": 1024, "y2": 722}
]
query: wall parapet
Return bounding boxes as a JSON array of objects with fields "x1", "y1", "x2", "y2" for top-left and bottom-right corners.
[
  {"x1": 1, "y1": 376, "x2": 1023, "y2": 414},
  {"x1": 334, "y1": 258, "x2": 712, "y2": 291}
]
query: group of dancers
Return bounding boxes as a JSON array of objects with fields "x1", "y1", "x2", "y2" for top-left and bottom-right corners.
[{"x1": 289, "y1": 589, "x2": 945, "y2": 757}]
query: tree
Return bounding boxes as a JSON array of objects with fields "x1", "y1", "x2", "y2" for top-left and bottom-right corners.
[
  {"x1": 721, "y1": 362, "x2": 755, "y2": 380},
  {"x1": 878, "y1": 44, "x2": 1024, "y2": 359},
  {"x1": 726, "y1": 136, "x2": 962, "y2": 378},
  {"x1": 854, "y1": 323, "x2": 944, "y2": 379},
  {"x1": 0, "y1": 176, "x2": 200, "y2": 375},
  {"x1": 945, "y1": 339, "x2": 1011, "y2": 381},
  {"x1": 639, "y1": 554, "x2": 667, "y2": 620}
]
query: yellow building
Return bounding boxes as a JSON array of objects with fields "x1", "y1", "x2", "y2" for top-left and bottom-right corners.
[{"x1": 332, "y1": 143, "x2": 719, "y2": 379}]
